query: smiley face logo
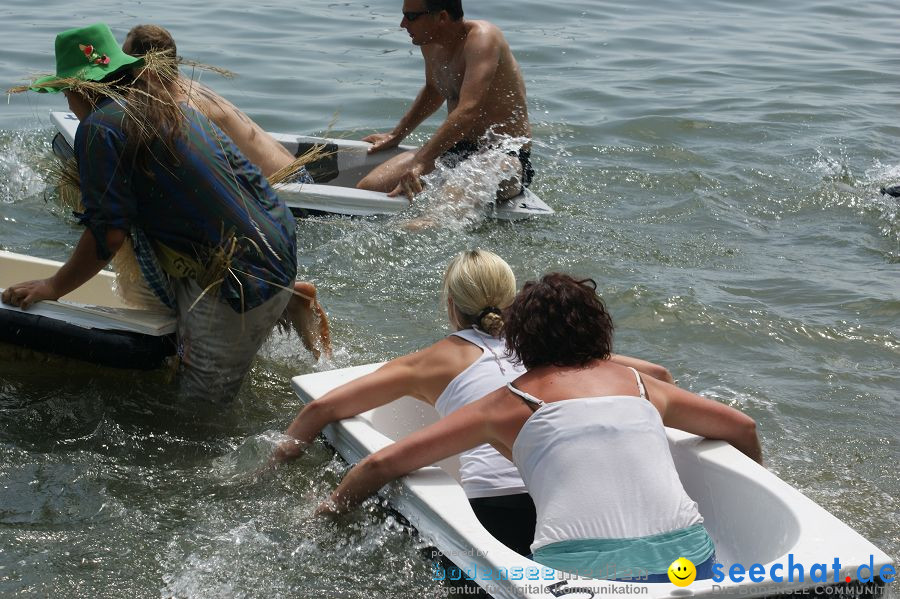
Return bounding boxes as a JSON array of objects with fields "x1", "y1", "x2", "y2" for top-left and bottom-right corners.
[{"x1": 668, "y1": 557, "x2": 697, "y2": 586}]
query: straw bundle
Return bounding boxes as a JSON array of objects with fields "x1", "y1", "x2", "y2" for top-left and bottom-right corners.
[
  {"x1": 268, "y1": 144, "x2": 333, "y2": 187},
  {"x1": 14, "y1": 52, "x2": 304, "y2": 312}
]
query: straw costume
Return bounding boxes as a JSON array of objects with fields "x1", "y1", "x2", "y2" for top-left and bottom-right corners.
[{"x1": 8, "y1": 23, "x2": 298, "y2": 402}]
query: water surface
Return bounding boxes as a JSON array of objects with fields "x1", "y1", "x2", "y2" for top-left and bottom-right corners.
[{"x1": 0, "y1": 0, "x2": 897, "y2": 596}]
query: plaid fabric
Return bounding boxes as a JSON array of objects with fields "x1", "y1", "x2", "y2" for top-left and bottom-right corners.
[
  {"x1": 74, "y1": 99, "x2": 297, "y2": 312},
  {"x1": 130, "y1": 226, "x2": 175, "y2": 309},
  {"x1": 282, "y1": 165, "x2": 314, "y2": 185}
]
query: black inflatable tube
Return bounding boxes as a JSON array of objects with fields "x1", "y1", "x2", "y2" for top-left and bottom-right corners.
[{"x1": 0, "y1": 308, "x2": 175, "y2": 370}]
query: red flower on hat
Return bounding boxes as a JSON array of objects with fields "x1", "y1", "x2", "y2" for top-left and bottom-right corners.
[{"x1": 79, "y1": 43, "x2": 110, "y2": 66}]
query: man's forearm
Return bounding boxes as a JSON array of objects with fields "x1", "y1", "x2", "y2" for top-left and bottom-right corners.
[{"x1": 416, "y1": 104, "x2": 480, "y2": 166}]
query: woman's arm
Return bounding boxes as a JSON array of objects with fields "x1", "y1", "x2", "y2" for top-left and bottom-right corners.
[
  {"x1": 646, "y1": 377, "x2": 763, "y2": 464},
  {"x1": 321, "y1": 397, "x2": 495, "y2": 513},
  {"x1": 609, "y1": 353, "x2": 674, "y2": 384},
  {"x1": 276, "y1": 348, "x2": 440, "y2": 461}
]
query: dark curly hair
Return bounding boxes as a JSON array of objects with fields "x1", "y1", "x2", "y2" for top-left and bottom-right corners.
[{"x1": 503, "y1": 273, "x2": 614, "y2": 369}]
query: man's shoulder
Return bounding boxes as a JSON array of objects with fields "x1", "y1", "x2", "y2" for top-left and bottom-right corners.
[
  {"x1": 465, "y1": 19, "x2": 506, "y2": 42},
  {"x1": 463, "y1": 20, "x2": 509, "y2": 52}
]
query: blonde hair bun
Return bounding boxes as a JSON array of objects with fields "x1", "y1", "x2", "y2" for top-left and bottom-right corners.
[
  {"x1": 442, "y1": 250, "x2": 516, "y2": 336},
  {"x1": 479, "y1": 310, "x2": 505, "y2": 337}
]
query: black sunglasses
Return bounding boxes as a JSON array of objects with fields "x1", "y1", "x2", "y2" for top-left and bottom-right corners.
[{"x1": 403, "y1": 11, "x2": 431, "y2": 22}]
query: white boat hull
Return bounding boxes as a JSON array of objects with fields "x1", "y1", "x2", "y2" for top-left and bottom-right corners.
[
  {"x1": 50, "y1": 112, "x2": 554, "y2": 221},
  {"x1": 0, "y1": 250, "x2": 175, "y2": 369},
  {"x1": 292, "y1": 364, "x2": 893, "y2": 599}
]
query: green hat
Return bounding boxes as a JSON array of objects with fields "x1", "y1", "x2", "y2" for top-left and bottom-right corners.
[{"x1": 31, "y1": 23, "x2": 143, "y2": 93}]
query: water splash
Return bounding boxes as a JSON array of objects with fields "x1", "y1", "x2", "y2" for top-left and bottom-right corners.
[
  {"x1": 210, "y1": 430, "x2": 295, "y2": 482},
  {"x1": 864, "y1": 160, "x2": 900, "y2": 250},
  {"x1": 396, "y1": 131, "x2": 533, "y2": 231},
  {"x1": 0, "y1": 129, "x2": 50, "y2": 203}
]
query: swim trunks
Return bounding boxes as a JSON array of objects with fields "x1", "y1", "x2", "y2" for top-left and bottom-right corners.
[
  {"x1": 280, "y1": 165, "x2": 315, "y2": 185},
  {"x1": 441, "y1": 139, "x2": 535, "y2": 192}
]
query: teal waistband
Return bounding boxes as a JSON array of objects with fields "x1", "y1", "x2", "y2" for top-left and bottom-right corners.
[{"x1": 532, "y1": 524, "x2": 715, "y2": 580}]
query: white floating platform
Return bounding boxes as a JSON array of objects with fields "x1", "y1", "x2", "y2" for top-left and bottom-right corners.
[{"x1": 0, "y1": 250, "x2": 175, "y2": 369}]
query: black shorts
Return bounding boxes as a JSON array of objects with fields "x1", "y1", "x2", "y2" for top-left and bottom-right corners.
[
  {"x1": 442, "y1": 140, "x2": 535, "y2": 191},
  {"x1": 468, "y1": 493, "x2": 537, "y2": 556}
]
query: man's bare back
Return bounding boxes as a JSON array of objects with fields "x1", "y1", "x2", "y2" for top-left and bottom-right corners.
[
  {"x1": 180, "y1": 80, "x2": 295, "y2": 178},
  {"x1": 123, "y1": 25, "x2": 296, "y2": 179},
  {"x1": 357, "y1": 2, "x2": 532, "y2": 198}
]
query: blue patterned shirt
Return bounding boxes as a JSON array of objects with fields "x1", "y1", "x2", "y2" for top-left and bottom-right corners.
[{"x1": 74, "y1": 99, "x2": 297, "y2": 312}]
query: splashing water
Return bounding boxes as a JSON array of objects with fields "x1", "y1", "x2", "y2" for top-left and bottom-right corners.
[
  {"x1": 862, "y1": 160, "x2": 900, "y2": 256},
  {"x1": 0, "y1": 130, "x2": 49, "y2": 203},
  {"x1": 210, "y1": 430, "x2": 297, "y2": 482},
  {"x1": 397, "y1": 131, "x2": 534, "y2": 231}
]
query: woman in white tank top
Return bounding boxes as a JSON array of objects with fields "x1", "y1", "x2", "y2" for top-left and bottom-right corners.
[
  {"x1": 321, "y1": 273, "x2": 763, "y2": 582},
  {"x1": 276, "y1": 252, "x2": 674, "y2": 556}
]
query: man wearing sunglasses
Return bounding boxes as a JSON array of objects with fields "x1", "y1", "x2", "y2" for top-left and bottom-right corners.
[{"x1": 357, "y1": 0, "x2": 533, "y2": 201}]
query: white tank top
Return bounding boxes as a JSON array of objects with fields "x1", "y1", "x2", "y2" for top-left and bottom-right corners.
[
  {"x1": 433, "y1": 328, "x2": 528, "y2": 498},
  {"x1": 509, "y1": 370, "x2": 704, "y2": 553}
]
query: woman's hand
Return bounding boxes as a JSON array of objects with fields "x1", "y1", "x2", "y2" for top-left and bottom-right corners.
[{"x1": 271, "y1": 437, "x2": 308, "y2": 463}]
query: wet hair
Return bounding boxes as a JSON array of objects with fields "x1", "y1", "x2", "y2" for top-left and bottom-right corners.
[
  {"x1": 425, "y1": 0, "x2": 464, "y2": 21},
  {"x1": 119, "y1": 24, "x2": 184, "y2": 175},
  {"x1": 442, "y1": 249, "x2": 516, "y2": 337},
  {"x1": 123, "y1": 24, "x2": 179, "y2": 79},
  {"x1": 123, "y1": 24, "x2": 176, "y2": 57},
  {"x1": 504, "y1": 273, "x2": 614, "y2": 369}
]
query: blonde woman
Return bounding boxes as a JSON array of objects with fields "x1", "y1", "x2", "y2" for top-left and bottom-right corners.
[
  {"x1": 276, "y1": 250, "x2": 672, "y2": 555},
  {"x1": 321, "y1": 274, "x2": 762, "y2": 581}
]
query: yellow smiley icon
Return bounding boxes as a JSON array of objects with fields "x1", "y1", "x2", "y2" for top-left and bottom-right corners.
[{"x1": 668, "y1": 557, "x2": 697, "y2": 586}]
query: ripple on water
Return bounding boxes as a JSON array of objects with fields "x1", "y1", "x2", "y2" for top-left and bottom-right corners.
[{"x1": 0, "y1": 460, "x2": 121, "y2": 526}]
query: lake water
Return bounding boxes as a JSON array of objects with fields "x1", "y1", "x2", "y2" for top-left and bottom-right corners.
[{"x1": 0, "y1": 0, "x2": 897, "y2": 597}]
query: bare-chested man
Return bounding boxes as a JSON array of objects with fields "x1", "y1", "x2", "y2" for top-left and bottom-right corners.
[
  {"x1": 122, "y1": 25, "x2": 331, "y2": 359},
  {"x1": 357, "y1": 0, "x2": 533, "y2": 199}
]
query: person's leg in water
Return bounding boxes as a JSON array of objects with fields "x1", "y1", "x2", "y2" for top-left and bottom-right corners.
[
  {"x1": 173, "y1": 279, "x2": 292, "y2": 402},
  {"x1": 286, "y1": 281, "x2": 332, "y2": 360},
  {"x1": 357, "y1": 150, "x2": 419, "y2": 193},
  {"x1": 495, "y1": 153, "x2": 526, "y2": 201}
]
